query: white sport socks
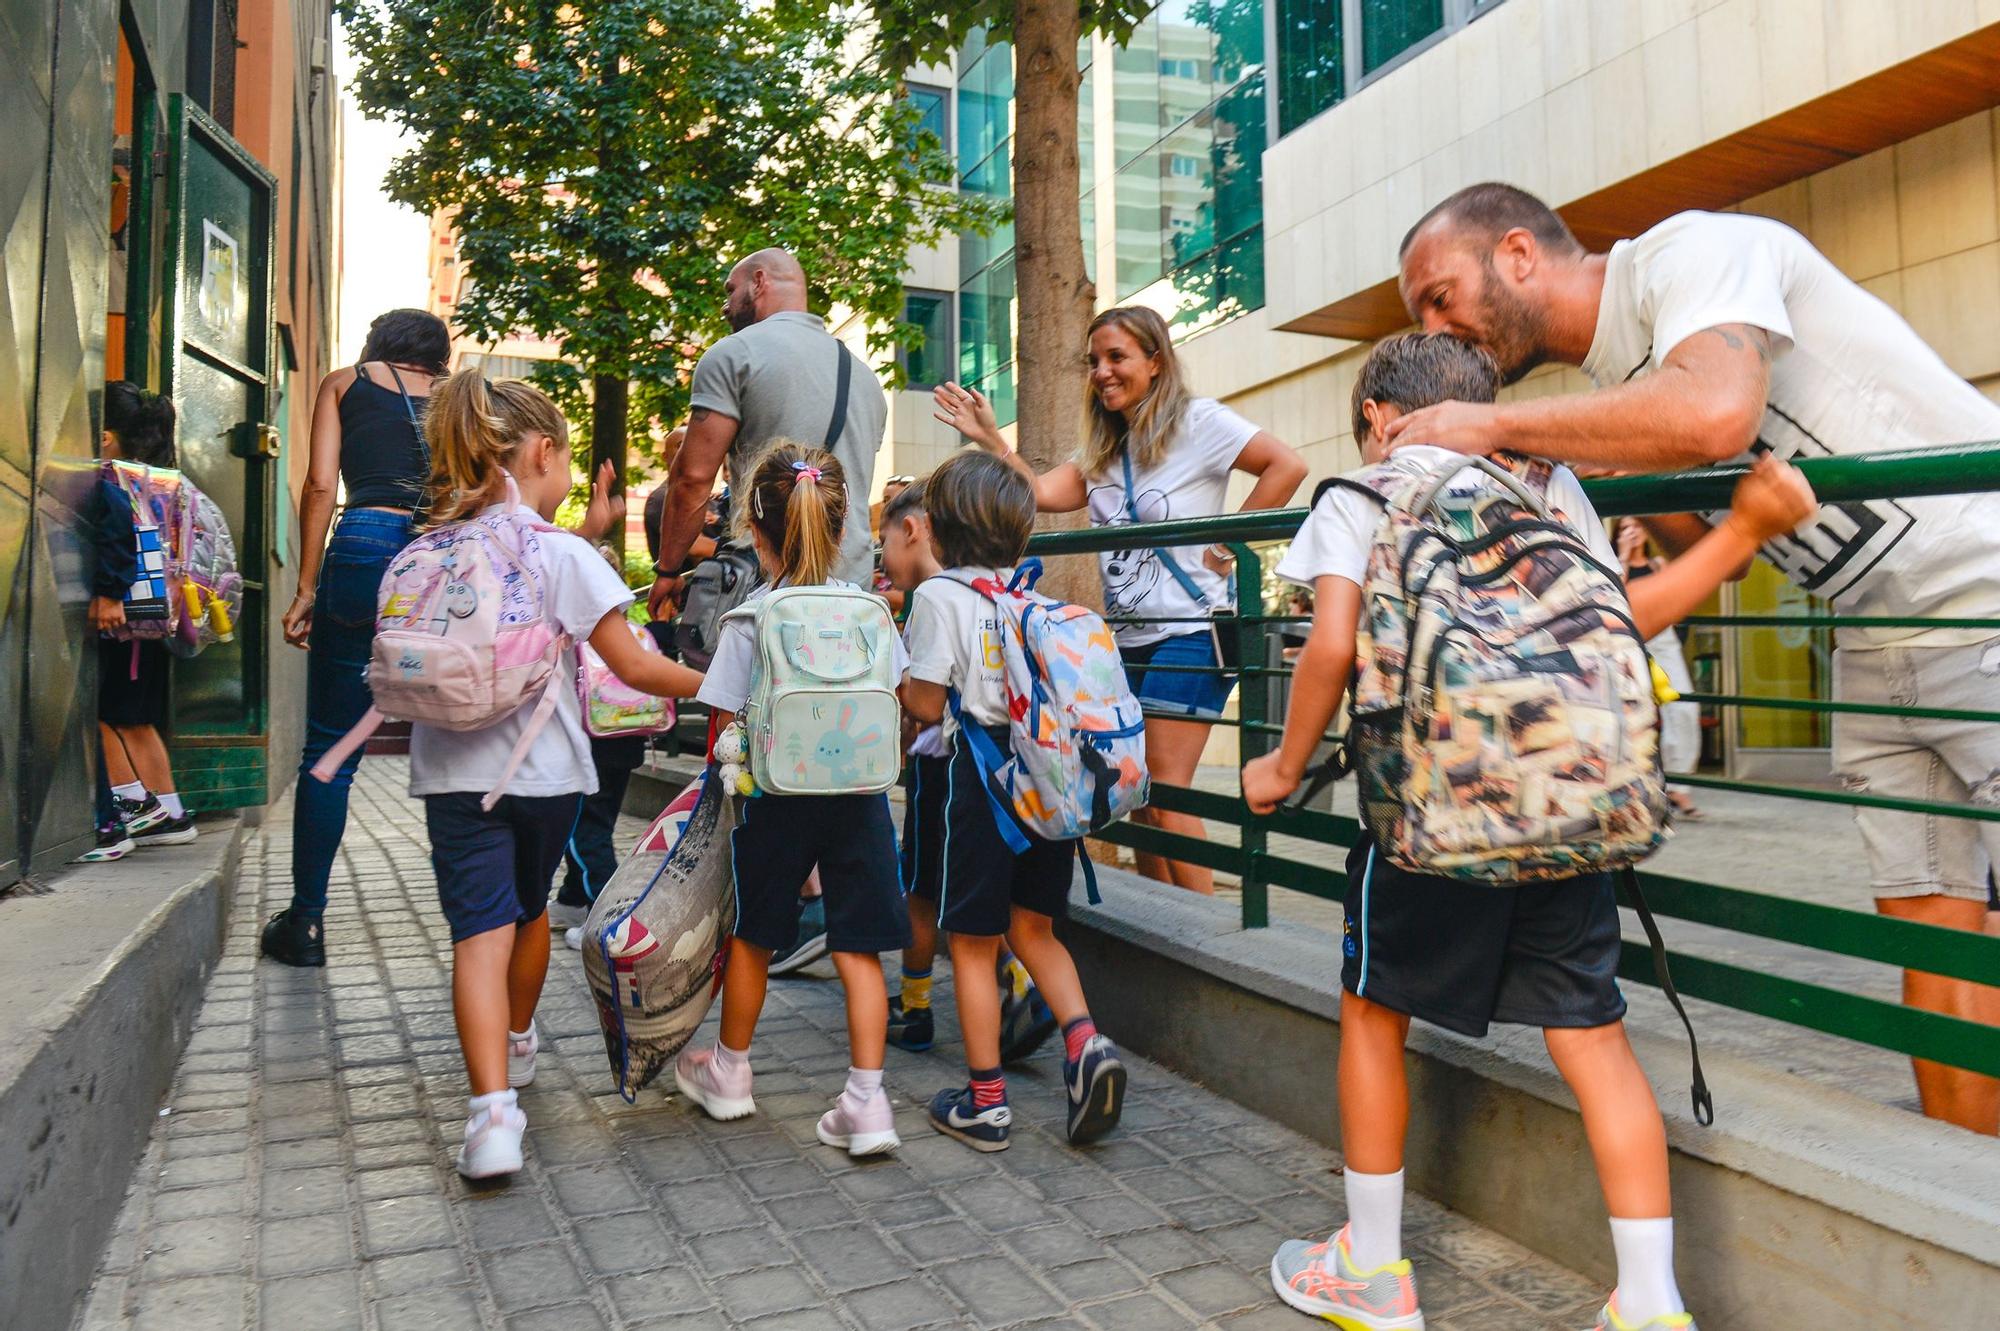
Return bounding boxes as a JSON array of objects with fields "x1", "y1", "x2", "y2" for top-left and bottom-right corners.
[
  {"x1": 158, "y1": 792, "x2": 185, "y2": 818},
  {"x1": 113, "y1": 781, "x2": 147, "y2": 803},
  {"x1": 1609, "y1": 1216, "x2": 1684, "y2": 1323},
  {"x1": 1342, "y1": 1167, "x2": 1405, "y2": 1270},
  {"x1": 468, "y1": 1088, "x2": 517, "y2": 1115},
  {"x1": 711, "y1": 1041, "x2": 749, "y2": 1076},
  {"x1": 844, "y1": 1065, "x2": 883, "y2": 1102}
]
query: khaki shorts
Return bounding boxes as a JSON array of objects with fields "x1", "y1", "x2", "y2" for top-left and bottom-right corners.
[{"x1": 1832, "y1": 639, "x2": 2000, "y2": 902}]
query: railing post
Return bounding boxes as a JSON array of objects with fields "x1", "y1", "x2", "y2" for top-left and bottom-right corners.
[{"x1": 1233, "y1": 543, "x2": 1269, "y2": 930}]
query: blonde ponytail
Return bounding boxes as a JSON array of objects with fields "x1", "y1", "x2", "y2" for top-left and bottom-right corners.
[
  {"x1": 423, "y1": 371, "x2": 571, "y2": 526},
  {"x1": 743, "y1": 441, "x2": 847, "y2": 586}
]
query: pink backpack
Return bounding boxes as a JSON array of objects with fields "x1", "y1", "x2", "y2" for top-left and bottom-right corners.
[
  {"x1": 309, "y1": 479, "x2": 573, "y2": 809},
  {"x1": 579, "y1": 622, "x2": 677, "y2": 738}
]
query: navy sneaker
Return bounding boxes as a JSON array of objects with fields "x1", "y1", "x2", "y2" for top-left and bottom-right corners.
[
  {"x1": 1063, "y1": 1034, "x2": 1126, "y2": 1145},
  {"x1": 887, "y1": 998, "x2": 934, "y2": 1052},
  {"x1": 998, "y1": 982, "x2": 1058, "y2": 1064},
  {"x1": 768, "y1": 896, "x2": 828, "y2": 975},
  {"x1": 928, "y1": 1085, "x2": 1011, "y2": 1152}
]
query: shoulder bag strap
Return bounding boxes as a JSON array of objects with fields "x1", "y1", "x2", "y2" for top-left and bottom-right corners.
[
  {"x1": 1622, "y1": 866, "x2": 1715, "y2": 1126},
  {"x1": 1119, "y1": 448, "x2": 1210, "y2": 609},
  {"x1": 380, "y1": 362, "x2": 433, "y2": 472},
  {"x1": 823, "y1": 342, "x2": 853, "y2": 450}
]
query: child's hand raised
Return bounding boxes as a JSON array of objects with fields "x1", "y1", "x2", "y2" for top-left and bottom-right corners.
[
  {"x1": 1241, "y1": 751, "x2": 1299, "y2": 816},
  {"x1": 1723, "y1": 454, "x2": 1816, "y2": 544}
]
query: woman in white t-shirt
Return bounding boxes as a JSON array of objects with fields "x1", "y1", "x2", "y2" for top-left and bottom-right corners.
[{"x1": 933, "y1": 304, "x2": 1307, "y2": 894}]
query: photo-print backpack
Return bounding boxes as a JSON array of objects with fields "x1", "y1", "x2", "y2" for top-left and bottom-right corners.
[
  {"x1": 309, "y1": 476, "x2": 573, "y2": 810},
  {"x1": 579, "y1": 621, "x2": 677, "y2": 738},
  {"x1": 1329, "y1": 452, "x2": 1667, "y2": 883},
  {"x1": 102, "y1": 460, "x2": 241, "y2": 654},
  {"x1": 726, "y1": 584, "x2": 901, "y2": 795},
  {"x1": 948, "y1": 561, "x2": 1150, "y2": 903}
]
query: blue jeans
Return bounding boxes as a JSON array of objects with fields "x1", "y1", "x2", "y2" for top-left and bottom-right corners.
[{"x1": 290, "y1": 509, "x2": 414, "y2": 915}]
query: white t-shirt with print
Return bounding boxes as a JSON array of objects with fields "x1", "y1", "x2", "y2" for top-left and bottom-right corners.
[
  {"x1": 1084, "y1": 397, "x2": 1260, "y2": 649},
  {"x1": 695, "y1": 580, "x2": 910, "y2": 715},
  {"x1": 903, "y1": 569, "x2": 1011, "y2": 736},
  {"x1": 409, "y1": 511, "x2": 636, "y2": 799},
  {"x1": 1277, "y1": 446, "x2": 1621, "y2": 589},
  {"x1": 1582, "y1": 209, "x2": 2000, "y2": 648}
]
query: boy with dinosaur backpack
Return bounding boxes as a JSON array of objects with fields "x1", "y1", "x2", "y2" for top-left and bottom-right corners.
[
  {"x1": 1241, "y1": 333, "x2": 1816, "y2": 1331},
  {"x1": 900, "y1": 451, "x2": 1144, "y2": 1152}
]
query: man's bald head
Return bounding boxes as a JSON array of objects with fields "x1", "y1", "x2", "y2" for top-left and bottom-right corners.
[{"x1": 724, "y1": 248, "x2": 809, "y2": 330}]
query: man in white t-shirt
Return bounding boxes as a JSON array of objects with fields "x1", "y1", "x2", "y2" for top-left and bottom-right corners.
[{"x1": 1392, "y1": 182, "x2": 2000, "y2": 1135}]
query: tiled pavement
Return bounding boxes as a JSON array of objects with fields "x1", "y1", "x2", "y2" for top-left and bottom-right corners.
[{"x1": 78, "y1": 759, "x2": 1606, "y2": 1331}]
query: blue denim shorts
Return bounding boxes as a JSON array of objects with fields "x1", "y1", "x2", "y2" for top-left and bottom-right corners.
[{"x1": 1120, "y1": 630, "x2": 1237, "y2": 720}]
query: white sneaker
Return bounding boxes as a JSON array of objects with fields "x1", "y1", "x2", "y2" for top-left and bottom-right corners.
[
  {"x1": 564, "y1": 926, "x2": 584, "y2": 952},
  {"x1": 507, "y1": 1024, "x2": 539, "y2": 1088},
  {"x1": 456, "y1": 1092, "x2": 527, "y2": 1179}
]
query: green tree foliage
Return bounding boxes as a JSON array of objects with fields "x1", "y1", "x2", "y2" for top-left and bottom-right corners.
[
  {"x1": 862, "y1": 0, "x2": 1151, "y2": 72},
  {"x1": 340, "y1": 0, "x2": 1006, "y2": 480}
]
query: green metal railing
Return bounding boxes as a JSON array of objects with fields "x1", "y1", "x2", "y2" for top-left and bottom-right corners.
[{"x1": 1025, "y1": 443, "x2": 2000, "y2": 1081}]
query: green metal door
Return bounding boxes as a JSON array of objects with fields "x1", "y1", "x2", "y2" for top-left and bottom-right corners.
[{"x1": 160, "y1": 96, "x2": 277, "y2": 811}]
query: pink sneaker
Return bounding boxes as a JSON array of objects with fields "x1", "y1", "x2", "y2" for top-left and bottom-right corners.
[
  {"x1": 674, "y1": 1044, "x2": 756, "y2": 1120},
  {"x1": 1269, "y1": 1224, "x2": 1424, "y2": 1329},
  {"x1": 506, "y1": 1023, "x2": 538, "y2": 1088},
  {"x1": 456, "y1": 1091, "x2": 527, "y2": 1179},
  {"x1": 816, "y1": 1087, "x2": 900, "y2": 1157}
]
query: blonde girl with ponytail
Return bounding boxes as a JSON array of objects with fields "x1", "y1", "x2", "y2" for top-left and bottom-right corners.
[
  {"x1": 402, "y1": 371, "x2": 705, "y2": 1182},
  {"x1": 677, "y1": 439, "x2": 914, "y2": 1157}
]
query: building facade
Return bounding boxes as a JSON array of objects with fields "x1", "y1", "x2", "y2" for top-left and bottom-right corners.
[
  {"x1": 885, "y1": 0, "x2": 2000, "y2": 778},
  {"x1": 1, "y1": 0, "x2": 339, "y2": 884}
]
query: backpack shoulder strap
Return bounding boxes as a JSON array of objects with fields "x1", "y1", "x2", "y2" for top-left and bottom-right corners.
[
  {"x1": 949, "y1": 690, "x2": 1031, "y2": 857},
  {"x1": 823, "y1": 342, "x2": 853, "y2": 450}
]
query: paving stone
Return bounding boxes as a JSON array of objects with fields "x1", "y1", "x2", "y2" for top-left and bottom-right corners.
[
  {"x1": 258, "y1": 1270, "x2": 362, "y2": 1330},
  {"x1": 507, "y1": 1306, "x2": 609, "y2": 1331},
  {"x1": 365, "y1": 1247, "x2": 476, "y2": 1295},
  {"x1": 1156, "y1": 1261, "x2": 1269, "y2": 1318},
  {"x1": 690, "y1": 1225, "x2": 787, "y2": 1279},
  {"x1": 715, "y1": 1263, "x2": 824, "y2": 1322},
  {"x1": 1079, "y1": 1292, "x2": 1199, "y2": 1329},
  {"x1": 374, "y1": 1288, "x2": 487, "y2": 1331},
  {"x1": 132, "y1": 1273, "x2": 247, "y2": 1331},
  {"x1": 148, "y1": 1181, "x2": 249, "y2": 1223},
  {"x1": 929, "y1": 1258, "x2": 1063, "y2": 1328},
  {"x1": 839, "y1": 1278, "x2": 962, "y2": 1331},
  {"x1": 575, "y1": 1211, "x2": 679, "y2": 1274},
  {"x1": 605, "y1": 1268, "x2": 715, "y2": 1322},
  {"x1": 480, "y1": 1244, "x2": 588, "y2": 1310},
  {"x1": 140, "y1": 1214, "x2": 250, "y2": 1279},
  {"x1": 547, "y1": 1161, "x2": 649, "y2": 1215},
  {"x1": 790, "y1": 1225, "x2": 908, "y2": 1293},
  {"x1": 260, "y1": 1165, "x2": 347, "y2": 1217},
  {"x1": 360, "y1": 1193, "x2": 458, "y2": 1256}
]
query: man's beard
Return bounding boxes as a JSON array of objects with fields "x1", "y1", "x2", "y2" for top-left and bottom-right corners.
[
  {"x1": 725, "y1": 301, "x2": 754, "y2": 332},
  {"x1": 1475, "y1": 261, "x2": 1550, "y2": 384}
]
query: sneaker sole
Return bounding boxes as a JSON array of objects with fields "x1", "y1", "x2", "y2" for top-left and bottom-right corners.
[
  {"x1": 928, "y1": 1114, "x2": 1011, "y2": 1152},
  {"x1": 816, "y1": 1121, "x2": 902, "y2": 1156},
  {"x1": 1268, "y1": 1254, "x2": 1426, "y2": 1330},
  {"x1": 123, "y1": 809, "x2": 170, "y2": 834},
  {"x1": 674, "y1": 1067, "x2": 756, "y2": 1120},
  {"x1": 1067, "y1": 1060, "x2": 1126, "y2": 1145},
  {"x1": 507, "y1": 1061, "x2": 536, "y2": 1089},
  {"x1": 768, "y1": 934, "x2": 830, "y2": 976},
  {"x1": 134, "y1": 828, "x2": 199, "y2": 847},
  {"x1": 76, "y1": 844, "x2": 134, "y2": 863}
]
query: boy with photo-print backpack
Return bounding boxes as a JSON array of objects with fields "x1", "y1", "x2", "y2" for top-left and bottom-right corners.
[{"x1": 1241, "y1": 333, "x2": 1816, "y2": 1331}]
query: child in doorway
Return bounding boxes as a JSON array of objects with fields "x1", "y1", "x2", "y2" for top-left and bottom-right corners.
[
  {"x1": 408, "y1": 373, "x2": 703, "y2": 1180},
  {"x1": 84, "y1": 381, "x2": 197, "y2": 859},
  {"x1": 879, "y1": 478, "x2": 1058, "y2": 1062},
  {"x1": 900, "y1": 451, "x2": 1126, "y2": 1152},
  {"x1": 1241, "y1": 333, "x2": 1816, "y2": 1331},
  {"x1": 674, "y1": 443, "x2": 912, "y2": 1157}
]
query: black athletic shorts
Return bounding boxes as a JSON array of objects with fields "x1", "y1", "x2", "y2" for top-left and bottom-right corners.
[
  {"x1": 899, "y1": 752, "x2": 950, "y2": 904},
  {"x1": 1339, "y1": 835, "x2": 1627, "y2": 1037},
  {"x1": 731, "y1": 791, "x2": 910, "y2": 955},
  {"x1": 99, "y1": 637, "x2": 170, "y2": 728},
  {"x1": 934, "y1": 726, "x2": 1076, "y2": 938}
]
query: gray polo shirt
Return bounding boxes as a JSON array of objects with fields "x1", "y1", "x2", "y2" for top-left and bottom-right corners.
[{"x1": 689, "y1": 310, "x2": 887, "y2": 584}]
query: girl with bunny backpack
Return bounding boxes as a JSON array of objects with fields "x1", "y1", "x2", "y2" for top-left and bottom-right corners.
[
  {"x1": 675, "y1": 442, "x2": 913, "y2": 1159},
  {"x1": 320, "y1": 372, "x2": 704, "y2": 1181}
]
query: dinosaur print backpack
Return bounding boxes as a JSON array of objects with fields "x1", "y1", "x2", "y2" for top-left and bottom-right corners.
[
  {"x1": 1329, "y1": 452, "x2": 1667, "y2": 883},
  {"x1": 948, "y1": 561, "x2": 1149, "y2": 901},
  {"x1": 727, "y1": 585, "x2": 901, "y2": 795}
]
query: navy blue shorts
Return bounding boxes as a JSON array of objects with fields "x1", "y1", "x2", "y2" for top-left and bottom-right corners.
[
  {"x1": 424, "y1": 792, "x2": 582, "y2": 943},
  {"x1": 900, "y1": 753, "x2": 950, "y2": 904},
  {"x1": 731, "y1": 792, "x2": 910, "y2": 955},
  {"x1": 935, "y1": 727, "x2": 1077, "y2": 938},
  {"x1": 1340, "y1": 836, "x2": 1626, "y2": 1037},
  {"x1": 1121, "y1": 630, "x2": 1236, "y2": 719}
]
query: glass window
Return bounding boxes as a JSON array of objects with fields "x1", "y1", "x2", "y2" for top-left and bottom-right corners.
[
  {"x1": 1113, "y1": 71, "x2": 1265, "y2": 305},
  {"x1": 957, "y1": 253, "x2": 1015, "y2": 395},
  {"x1": 957, "y1": 42, "x2": 1013, "y2": 177},
  {"x1": 1114, "y1": 1, "x2": 1265, "y2": 167},
  {"x1": 1277, "y1": 0, "x2": 1344, "y2": 134},
  {"x1": 900, "y1": 290, "x2": 952, "y2": 390},
  {"x1": 906, "y1": 83, "x2": 948, "y2": 150},
  {"x1": 1361, "y1": 0, "x2": 1445, "y2": 75}
]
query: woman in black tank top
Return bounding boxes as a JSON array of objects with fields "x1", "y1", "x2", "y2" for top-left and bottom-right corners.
[{"x1": 263, "y1": 309, "x2": 451, "y2": 968}]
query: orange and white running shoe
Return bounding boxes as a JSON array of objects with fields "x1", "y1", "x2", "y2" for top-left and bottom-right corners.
[
  {"x1": 1269, "y1": 1224, "x2": 1424, "y2": 1329},
  {"x1": 1586, "y1": 1296, "x2": 1697, "y2": 1331}
]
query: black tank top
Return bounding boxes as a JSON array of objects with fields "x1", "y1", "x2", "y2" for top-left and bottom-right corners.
[{"x1": 338, "y1": 363, "x2": 431, "y2": 509}]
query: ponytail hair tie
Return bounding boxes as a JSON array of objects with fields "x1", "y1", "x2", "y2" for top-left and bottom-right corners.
[{"x1": 791, "y1": 461, "x2": 822, "y2": 485}]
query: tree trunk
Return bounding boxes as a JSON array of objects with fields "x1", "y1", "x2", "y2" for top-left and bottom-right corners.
[
  {"x1": 1011, "y1": 0, "x2": 1098, "y2": 607},
  {"x1": 591, "y1": 370, "x2": 629, "y2": 554}
]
